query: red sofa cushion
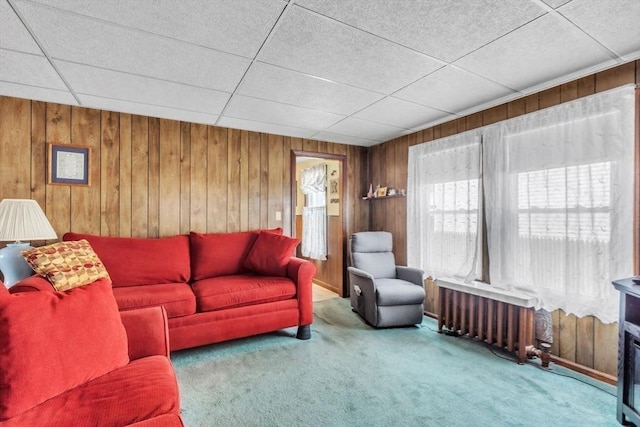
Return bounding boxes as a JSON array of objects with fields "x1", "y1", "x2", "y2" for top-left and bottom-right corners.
[
  {"x1": 0, "y1": 279, "x2": 129, "y2": 420},
  {"x1": 243, "y1": 231, "x2": 300, "y2": 277},
  {"x1": 189, "y1": 228, "x2": 282, "y2": 280},
  {"x1": 64, "y1": 233, "x2": 191, "y2": 287},
  {"x1": 192, "y1": 274, "x2": 297, "y2": 312},
  {"x1": 112, "y1": 283, "x2": 196, "y2": 318},
  {"x1": 2, "y1": 356, "x2": 180, "y2": 427}
]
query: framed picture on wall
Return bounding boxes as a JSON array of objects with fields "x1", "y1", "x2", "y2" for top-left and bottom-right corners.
[{"x1": 48, "y1": 143, "x2": 91, "y2": 186}]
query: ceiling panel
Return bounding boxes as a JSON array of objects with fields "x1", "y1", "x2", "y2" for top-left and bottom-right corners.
[
  {"x1": 0, "y1": 81, "x2": 76, "y2": 105},
  {"x1": 0, "y1": 0, "x2": 41, "y2": 53},
  {"x1": 311, "y1": 131, "x2": 377, "y2": 147},
  {"x1": 559, "y1": 0, "x2": 640, "y2": 59},
  {"x1": 13, "y1": 0, "x2": 251, "y2": 91},
  {"x1": 394, "y1": 65, "x2": 516, "y2": 113},
  {"x1": 297, "y1": 0, "x2": 546, "y2": 62},
  {"x1": 322, "y1": 117, "x2": 408, "y2": 142},
  {"x1": 541, "y1": 0, "x2": 572, "y2": 8},
  {"x1": 1, "y1": 0, "x2": 639, "y2": 147},
  {"x1": 217, "y1": 117, "x2": 317, "y2": 139},
  {"x1": 258, "y1": 6, "x2": 444, "y2": 93},
  {"x1": 56, "y1": 61, "x2": 230, "y2": 114},
  {"x1": 30, "y1": 0, "x2": 287, "y2": 58},
  {"x1": 238, "y1": 61, "x2": 384, "y2": 116},
  {"x1": 0, "y1": 49, "x2": 66, "y2": 90},
  {"x1": 78, "y1": 94, "x2": 218, "y2": 125},
  {"x1": 353, "y1": 97, "x2": 450, "y2": 129},
  {"x1": 455, "y1": 13, "x2": 617, "y2": 92},
  {"x1": 224, "y1": 95, "x2": 345, "y2": 130}
]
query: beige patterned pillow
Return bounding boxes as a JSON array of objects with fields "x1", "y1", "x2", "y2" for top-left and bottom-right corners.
[{"x1": 22, "y1": 240, "x2": 111, "y2": 291}]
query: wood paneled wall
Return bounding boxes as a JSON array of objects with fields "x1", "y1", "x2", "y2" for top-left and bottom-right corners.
[
  {"x1": 0, "y1": 97, "x2": 370, "y2": 279},
  {"x1": 368, "y1": 60, "x2": 640, "y2": 376}
]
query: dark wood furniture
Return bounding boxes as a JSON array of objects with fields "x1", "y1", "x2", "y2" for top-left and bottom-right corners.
[{"x1": 613, "y1": 277, "x2": 640, "y2": 425}]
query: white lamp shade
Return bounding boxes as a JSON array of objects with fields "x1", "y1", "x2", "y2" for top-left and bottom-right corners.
[{"x1": 0, "y1": 199, "x2": 57, "y2": 242}]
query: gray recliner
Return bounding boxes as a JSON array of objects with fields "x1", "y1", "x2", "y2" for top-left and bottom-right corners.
[{"x1": 347, "y1": 231, "x2": 425, "y2": 328}]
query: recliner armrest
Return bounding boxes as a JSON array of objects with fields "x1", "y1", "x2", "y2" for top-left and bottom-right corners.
[
  {"x1": 347, "y1": 266, "x2": 375, "y2": 281},
  {"x1": 396, "y1": 266, "x2": 425, "y2": 287},
  {"x1": 120, "y1": 306, "x2": 170, "y2": 360}
]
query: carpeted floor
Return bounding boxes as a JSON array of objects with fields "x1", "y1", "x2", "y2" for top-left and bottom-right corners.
[{"x1": 172, "y1": 297, "x2": 617, "y2": 427}]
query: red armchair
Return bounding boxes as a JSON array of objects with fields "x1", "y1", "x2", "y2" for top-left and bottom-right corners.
[{"x1": 0, "y1": 279, "x2": 182, "y2": 427}]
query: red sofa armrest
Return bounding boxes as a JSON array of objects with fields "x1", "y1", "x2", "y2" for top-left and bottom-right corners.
[
  {"x1": 286, "y1": 257, "x2": 316, "y2": 326},
  {"x1": 9, "y1": 274, "x2": 56, "y2": 293},
  {"x1": 120, "y1": 306, "x2": 171, "y2": 360}
]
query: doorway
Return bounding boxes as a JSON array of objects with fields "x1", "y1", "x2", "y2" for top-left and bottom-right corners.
[{"x1": 291, "y1": 150, "x2": 347, "y2": 297}]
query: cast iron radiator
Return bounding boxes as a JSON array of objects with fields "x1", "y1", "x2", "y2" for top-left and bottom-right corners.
[{"x1": 436, "y1": 278, "x2": 536, "y2": 364}]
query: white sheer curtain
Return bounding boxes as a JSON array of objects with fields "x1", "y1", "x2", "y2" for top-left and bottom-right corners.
[
  {"x1": 483, "y1": 85, "x2": 635, "y2": 323},
  {"x1": 407, "y1": 131, "x2": 482, "y2": 281},
  {"x1": 300, "y1": 164, "x2": 327, "y2": 260}
]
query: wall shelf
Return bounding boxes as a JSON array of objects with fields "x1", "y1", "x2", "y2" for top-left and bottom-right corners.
[{"x1": 362, "y1": 194, "x2": 405, "y2": 201}]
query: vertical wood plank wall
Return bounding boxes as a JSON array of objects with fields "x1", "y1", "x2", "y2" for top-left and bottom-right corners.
[
  {"x1": 0, "y1": 98, "x2": 370, "y2": 288},
  {"x1": 367, "y1": 60, "x2": 640, "y2": 376}
]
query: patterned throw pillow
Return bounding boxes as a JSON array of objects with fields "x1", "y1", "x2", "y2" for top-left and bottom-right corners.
[{"x1": 22, "y1": 240, "x2": 111, "y2": 291}]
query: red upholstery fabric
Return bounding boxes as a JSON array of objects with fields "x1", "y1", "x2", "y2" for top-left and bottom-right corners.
[
  {"x1": 0, "y1": 280, "x2": 129, "y2": 420},
  {"x1": 63, "y1": 233, "x2": 190, "y2": 287},
  {"x1": 9, "y1": 274, "x2": 57, "y2": 293},
  {"x1": 120, "y1": 307, "x2": 171, "y2": 360},
  {"x1": 168, "y1": 299, "x2": 300, "y2": 350},
  {"x1": 126, "y1": 413, "x2": 184, "y2": 427},
  {"x1": 243, "y1": 231, "x2": 300, "y2": 277},
  {"x1": 287, "y1": 257, "x2": 317, "y2": 326},
  {"x1": 1, "y1": 356, "x2": 180, "y2": 427},
  {"x1": 112, "y1": 283, "x2": 196, "y2": 318},
  {"x1": 189, "y1": 227, "x2": 283, "y2": 280},
  {"x1": 192, "y1": 274, "x2": 296, "y2": 312},
  {"x1": 0, "y1": 284, "x2": 7, "y2": 296}
]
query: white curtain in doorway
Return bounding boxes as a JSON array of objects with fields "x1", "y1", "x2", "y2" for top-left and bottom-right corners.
[{"x1": 301, "y1": 164, "x2": 327, "y2": 260}]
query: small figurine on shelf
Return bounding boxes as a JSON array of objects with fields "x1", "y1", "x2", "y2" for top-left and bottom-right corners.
[{"x1": 367, "y1": 183, "x2": 374, "y2": 199}]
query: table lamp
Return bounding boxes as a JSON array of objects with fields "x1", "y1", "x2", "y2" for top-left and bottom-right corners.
[{"x1": 0, "y1": 199, "x2": 57, "y2": 287}]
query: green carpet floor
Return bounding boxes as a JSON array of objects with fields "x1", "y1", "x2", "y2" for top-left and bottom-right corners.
[{"x1": 172, "y1": 297, "x2": 617, "y2": 427}]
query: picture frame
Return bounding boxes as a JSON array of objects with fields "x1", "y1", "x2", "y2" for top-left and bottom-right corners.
[
  {"x1": 48, "y1": 143, "x2": 91, "y2": 186},
  {"x1": 376, "y1": 186, "x2": 387, "y2": 198}
]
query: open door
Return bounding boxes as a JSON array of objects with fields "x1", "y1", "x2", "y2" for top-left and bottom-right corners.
[{"x1": 291, "y1": 150, "x2": 347, "y2": 296}]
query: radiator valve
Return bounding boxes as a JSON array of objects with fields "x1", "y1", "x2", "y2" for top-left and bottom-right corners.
[{"x1": 526, "y1": 342, "x2": 551, "y2": 368}]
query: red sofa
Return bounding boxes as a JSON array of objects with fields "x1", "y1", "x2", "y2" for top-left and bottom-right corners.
[
  {"x1": 0, "y1": 279, "x2": 182, "y2": 427},
  {"x1": 13, "y1": 228, "x2": 316, "y2": 351}
]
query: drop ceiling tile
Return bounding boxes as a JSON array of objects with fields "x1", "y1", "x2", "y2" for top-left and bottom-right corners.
[
  {"x1": 310, "y1": 131, "x2": 378, "y2": 147},
  {"x1": 0, "y1": 81, "x2": 77, "y2": 105},
  {"x1": 0, "y1": 49, "x2": 66, "y2": 90},
  {"x1": 455, "y1": 13, "x2": 616, "y2": 92},
  {"x1": 31, "y1": 0, "x2": 287, "y2": 58},
  {"x1": 238, "y1": 62, "x2": 384, "y2": 116},
  {"x1": 559, "y1": 0, "x2": 640, "y2": 58},
  {"x1": 297, "y1": 0, "x2": 546, "y2": 62},
  {"x1": 217, "y1": 117, "x2": 317, "y2": 139},
  {"x1": 322, "y1": 117, "x2": 406, "y2": 142},
  {"x1": 56, "y1": 61, "x2": 229, "y2": 114},
  {"x1": 541, "y1": 0, "x2": 572, "y2": 8},
  {"x1": 224, "y1": 95, "x2": 345, "y2": 131},
  {"x1": 0, "y1": 0, "x2": 41, "y2": 53},
  {"x1": 353, "y1": 97, "x2": 449, "y2": 129},
  {"x1": 394, "y1": 65, "x2": 516, "y2": 113},
  {"x1": 78, "y1": 94, "x2": 218, "y2": 125},
  {"x1": 12, "y1": 0, "x2": 251, "y2": 91},
  {"x1": 258, "y1": 6, "x2": 443, "y2": 94}
]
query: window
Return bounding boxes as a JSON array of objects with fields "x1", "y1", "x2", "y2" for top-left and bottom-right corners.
[
  {"x1": 300, "y1": 164, "x2": 327, "y2": 260},
  {"x1": 482, "y1": 85, "x2": 635, "y2": 323},
  {"x1": 407, "y1": 132, "x2": 482, "y2": 281},
  {"x1": 408, "y1": 85, "x2": 635, "y2": 323}
]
